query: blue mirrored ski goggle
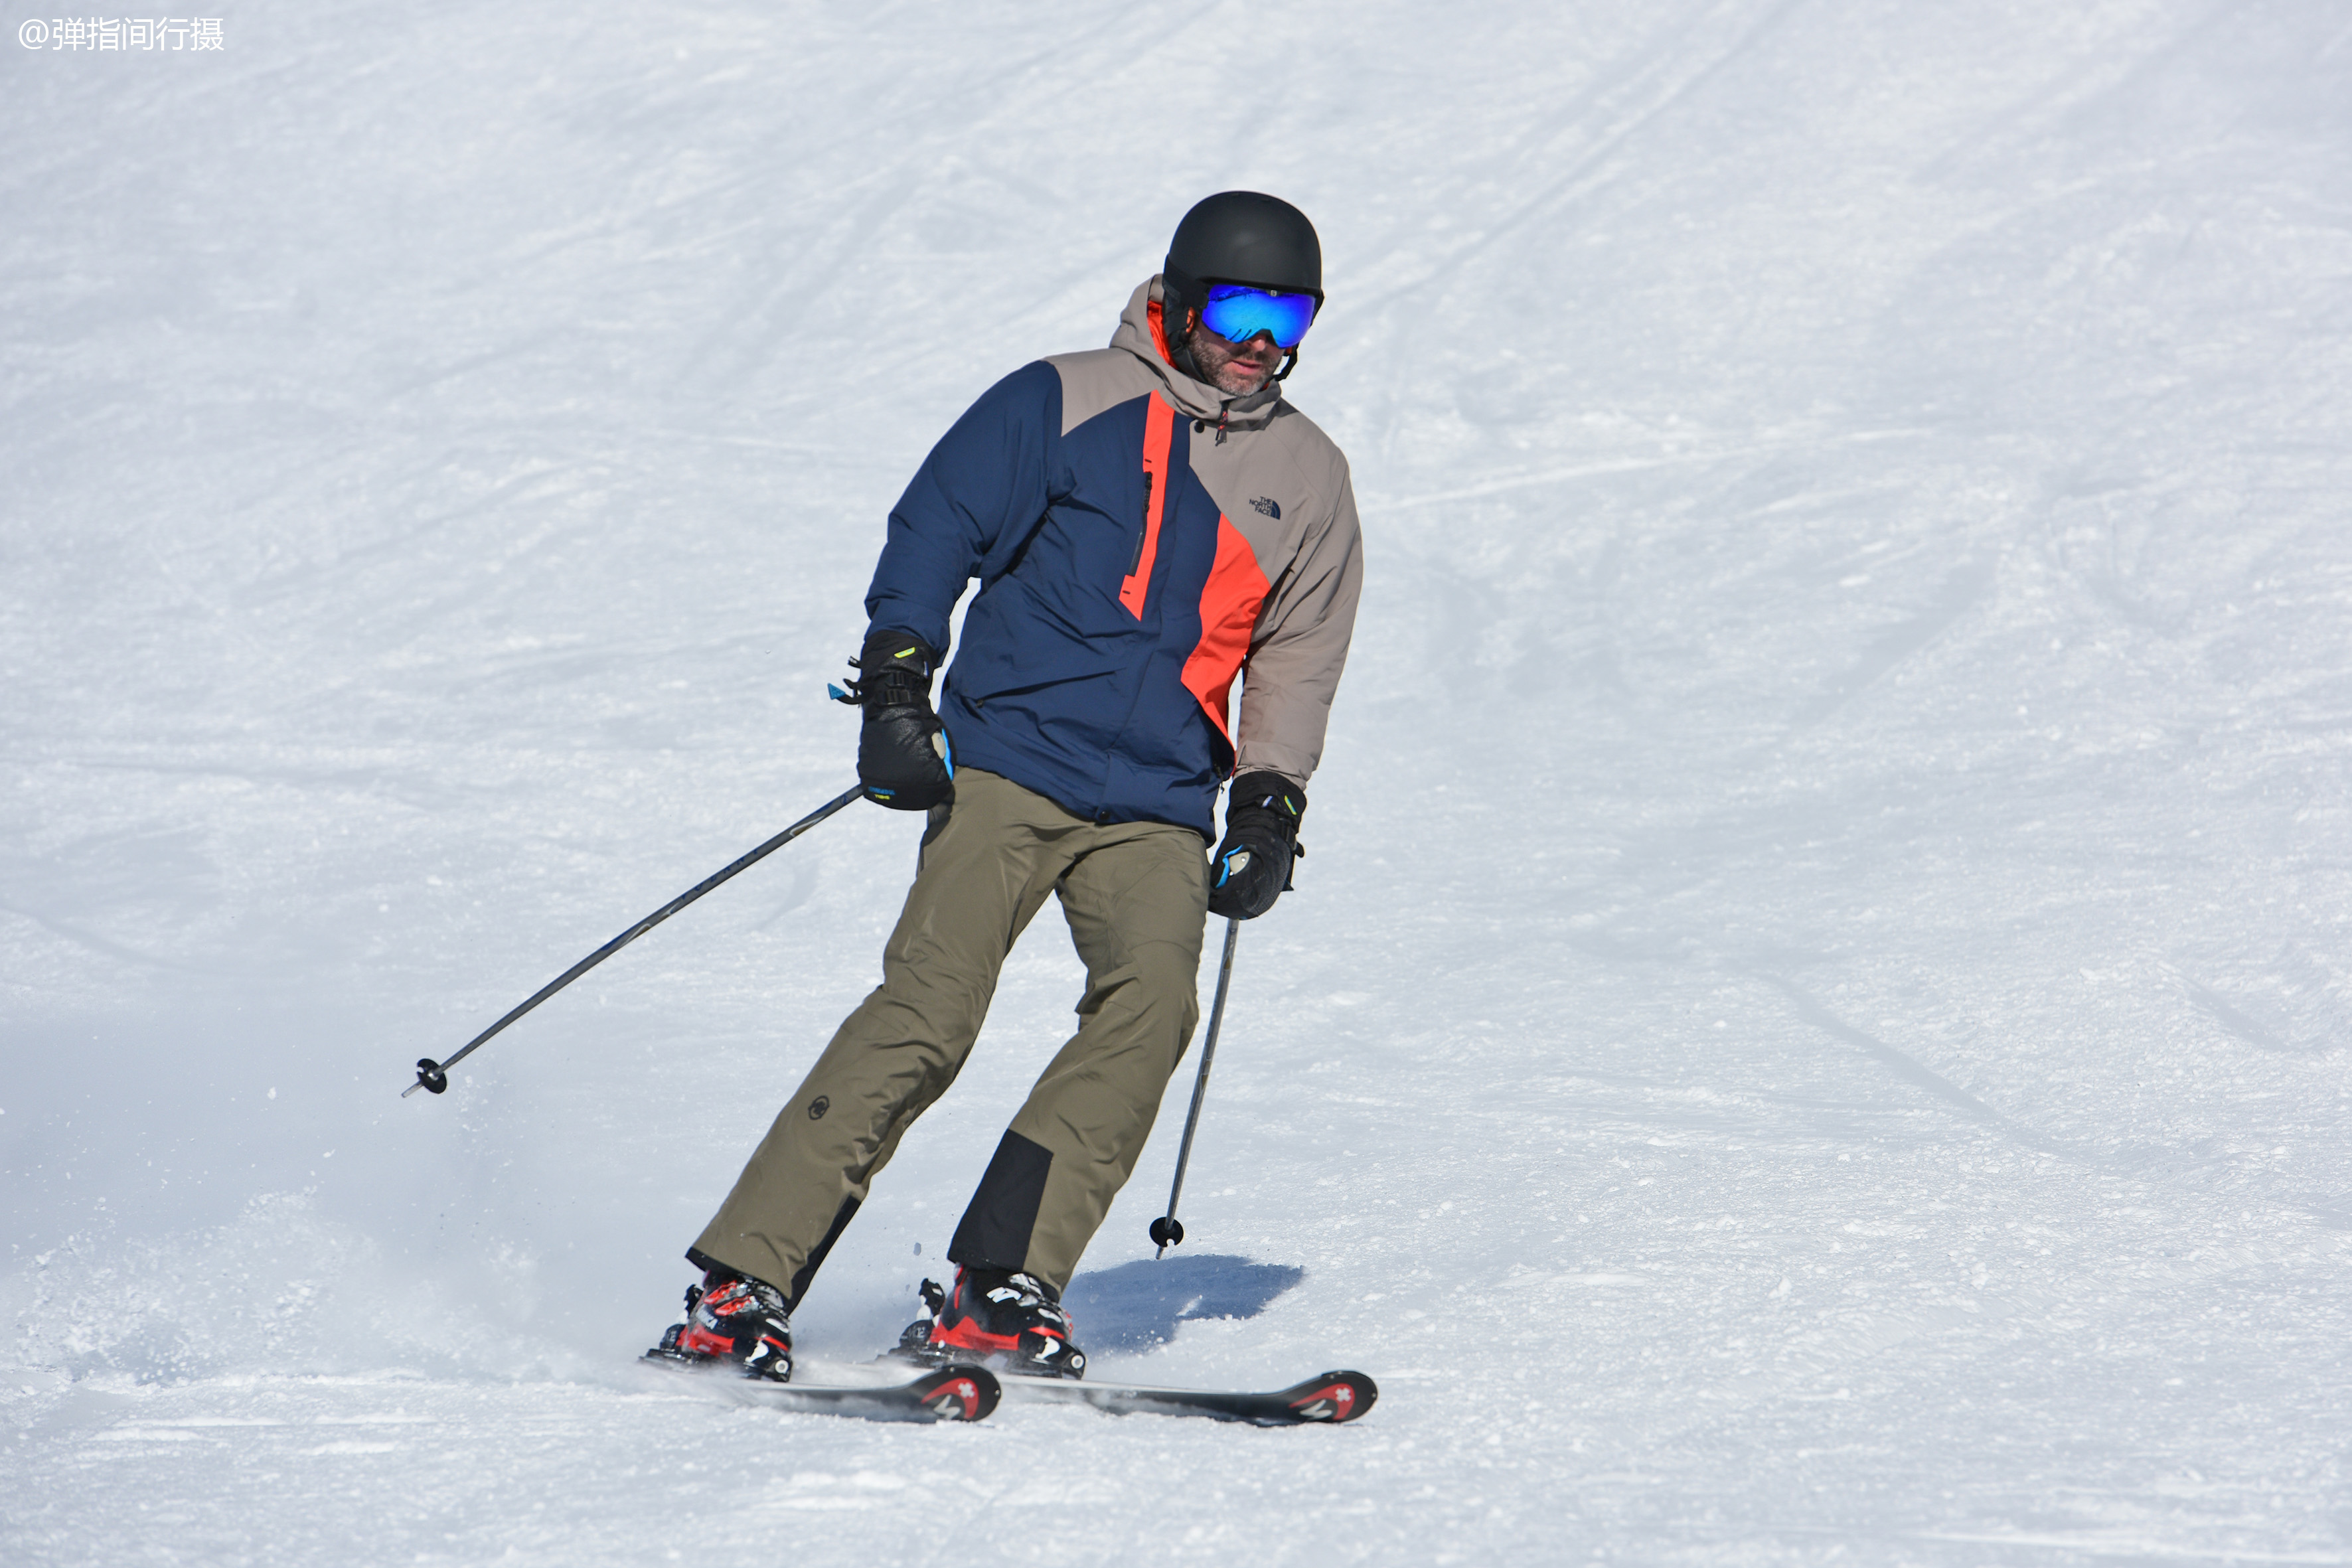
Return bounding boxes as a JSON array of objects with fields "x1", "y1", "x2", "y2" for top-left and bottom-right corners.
[{"x1": 1200, "y1": 283, "x2": 1321, "y2": 349}]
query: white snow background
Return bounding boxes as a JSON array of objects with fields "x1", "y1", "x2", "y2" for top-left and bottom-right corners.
[{"x1": 5, "y1": 1, "x2": 2351, "y2": 1562}]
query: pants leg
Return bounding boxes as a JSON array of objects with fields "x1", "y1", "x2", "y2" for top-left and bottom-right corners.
[
  {"x1": 948, "y1": 815, "x2": 1211, "y2": 1294},
  {"x1": 690, "y1": 770, "x2": 1080, "y2": 1304}
]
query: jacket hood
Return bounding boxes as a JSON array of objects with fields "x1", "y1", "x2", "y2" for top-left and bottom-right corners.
[{"x1": 1110, "y1": 277, "x2": 1285, "y2": 431}]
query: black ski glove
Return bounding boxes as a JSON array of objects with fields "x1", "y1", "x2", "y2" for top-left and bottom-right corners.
[
  {"x1": 1207, "y1": 771, "x2": 1305, "y2": 920},
  {"x1": 836, "y1": 631, "x2": 953, "y2": 811}
]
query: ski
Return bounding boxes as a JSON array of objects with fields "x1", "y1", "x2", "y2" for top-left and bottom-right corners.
[
  {"x1": 998, "y1": 1368, "x2": 1376, "y2": 1425},
  {"x1": 642, "y1": 1350, "x2": 1001, "y2": 1423}
]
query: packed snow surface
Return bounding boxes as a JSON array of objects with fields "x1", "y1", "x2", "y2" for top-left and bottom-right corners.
[{"x1": 7, "y1": 1, "x2": 2351, "y2": 1562}]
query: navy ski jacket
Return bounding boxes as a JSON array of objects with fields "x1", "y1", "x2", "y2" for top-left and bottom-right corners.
[{"x1": 864, "y1": 279, "x2": 1364, "y2": 840}]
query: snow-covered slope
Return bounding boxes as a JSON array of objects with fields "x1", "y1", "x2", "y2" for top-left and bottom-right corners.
[{"x1": 6, "y1": 1, "x2": 2350, "y2": 1561}]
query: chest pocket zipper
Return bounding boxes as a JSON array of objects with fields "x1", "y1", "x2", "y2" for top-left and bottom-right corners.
[{"x1": 1130, "y1": 473, "x2": 1151, "y2": 576}]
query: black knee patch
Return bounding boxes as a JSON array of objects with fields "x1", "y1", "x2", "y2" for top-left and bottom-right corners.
[
  {"x1": 788, "y1": 1194, "x2": 861, "y2": 1311},
  {"x1": 948, "y1": 1130, "x2": 1053, "y2": 1272}
]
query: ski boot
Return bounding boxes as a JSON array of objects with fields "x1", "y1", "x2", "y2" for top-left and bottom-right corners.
[
  {"x1": 896, "y1": 1267, "x2": 1086, "y2": 1379},
  {"x1": 645, "y1": 1271, "x2": 793, "y2": 1382}
]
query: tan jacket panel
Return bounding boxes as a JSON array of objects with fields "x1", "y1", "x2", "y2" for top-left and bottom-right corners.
[{"x1": 1044, "y1": 279, "x2": 1364, "y2": 790}]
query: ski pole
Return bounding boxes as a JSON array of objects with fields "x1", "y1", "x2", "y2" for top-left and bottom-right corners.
[
  {"x1": 403, "y1": 783, "x2": 864, "y2": 1099},
  {"x1": 1150, "y1": 916, "x2": 1241, "y2": 1256}
]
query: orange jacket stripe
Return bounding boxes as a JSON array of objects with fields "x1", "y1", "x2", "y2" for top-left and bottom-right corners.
[
  {"x1": 1180, "y1": 514, "x2": 1270, "y2": 747},
  {"x1": 1119, "y1": 394, "x2": 1175, "y2": 619}
]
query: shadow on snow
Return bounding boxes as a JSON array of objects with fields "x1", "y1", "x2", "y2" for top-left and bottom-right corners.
[{"x1": 1061, "y1": 1254, "x2": 1305, "y2": 1353}]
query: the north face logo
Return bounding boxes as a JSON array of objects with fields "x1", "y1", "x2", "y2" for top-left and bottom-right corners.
[{"x1": 1250, "y1": 497, "x2": 1281, "y2": 519}]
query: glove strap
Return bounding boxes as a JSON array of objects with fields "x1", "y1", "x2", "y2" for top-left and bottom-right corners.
[
  {"x1": 834, "y1": 632, "x2": 938, "y2": 709},
  {"x1": 1227, "y1": 770, "x2": 1305, "y2": 826}
]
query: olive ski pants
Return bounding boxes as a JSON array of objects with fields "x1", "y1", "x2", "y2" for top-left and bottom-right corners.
[{"x1": 690, "y1": 768, "x2": 1210, "y2": 1304}]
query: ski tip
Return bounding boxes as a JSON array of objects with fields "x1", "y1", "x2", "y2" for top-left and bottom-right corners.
[
  {"x1": 913, "y1": 1363, "x2": 1001, "y2": 1422},
  {"x1": 1279, "y1": 1370, "x2": 1377, "y2": 1424}
]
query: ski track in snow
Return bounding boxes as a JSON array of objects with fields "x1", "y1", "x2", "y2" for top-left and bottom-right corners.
[{"x1": 5, "y1": 1, "x2": 2351, "y2": 1563}]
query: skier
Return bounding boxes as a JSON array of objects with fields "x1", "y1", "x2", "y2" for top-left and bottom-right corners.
[{"x1": 651, "y1": 191, "x2": 1364, "y2": 1383}]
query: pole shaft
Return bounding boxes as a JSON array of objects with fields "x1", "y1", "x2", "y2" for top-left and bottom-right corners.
[
  {"x1": 1156, "y1": 916, "x2": 1241, "y2": 1252},
  {"x1": 404, "y1": 783, "x2": 863, "y2": 1097}
]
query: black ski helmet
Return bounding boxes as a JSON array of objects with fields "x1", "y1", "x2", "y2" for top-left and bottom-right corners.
[{"x1": 1161, "y1": 191, "x2": 1324, "y2": 329}]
